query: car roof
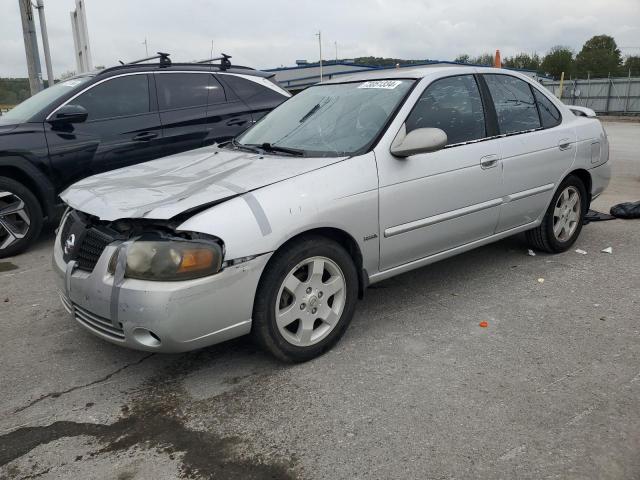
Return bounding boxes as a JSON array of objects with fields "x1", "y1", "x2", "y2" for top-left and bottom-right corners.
[{"x1": 322, "y1": 65, "x2": 527, "y2": 84}]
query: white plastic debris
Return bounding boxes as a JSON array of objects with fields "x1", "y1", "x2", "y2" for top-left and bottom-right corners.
[
  {"x1": 527, "y1": 249, "x2": 536, "y2": 256},
  {"x1": 537, "y1": 278, "x2": 545, "y2": 284},
  {"x1": 575, "y1": 249, "x2": 588, "y2": 255},
  {"x1": 601, "y1": 247, "x2": 613, "y2": 254}
]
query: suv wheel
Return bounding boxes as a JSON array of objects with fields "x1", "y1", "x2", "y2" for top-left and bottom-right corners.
[
  {"x1": 252, "y1": 236, "x2": 358, "y2": 362},
  {"x1": 0, "y1": 177, "x2": 43, "y2": 258},
  {"x1": 526, "y1": 175, "x2": 587, "y2": 253}
]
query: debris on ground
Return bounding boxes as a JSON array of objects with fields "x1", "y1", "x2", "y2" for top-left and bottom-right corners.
[
  {"x1": 527, "y1": 249, "x2": 536, "y2": 256},
  {"x1": 583, "y1": 209, "x2": 617, "y2": 224},
  {"x1": 537, "y1": 278, "x2": 545, "y2": 283},
  {"x1": 601, "y1": 247, "x2": 613, "y2": 254},
  {"x1": 575, "y1": 249, "x2": 588, "y2": 255},
  {"x1": 479, "y1": 321, "x2": 489, "y2": 328},
  {"x1": 610, "y1": 201, "x2": 640, "y2": 219}
]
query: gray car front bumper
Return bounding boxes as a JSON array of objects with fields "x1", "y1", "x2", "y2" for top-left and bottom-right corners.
[{"x1": 52, "y1": 228, "x2": 271, "y2": 353}]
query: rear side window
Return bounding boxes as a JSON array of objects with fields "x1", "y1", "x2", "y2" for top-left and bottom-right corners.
[
  {"x1": 156, "y1": 73, "x2": 220, "y2": 110},
  {"x1": 532, "y1": 88, "x2": 562, "y2": 128},
  {"x1": 73, "y1": 74, "x2": 149, "y2": 121},
  {"x1": 405, "y1": 75, "x2": 486, "y2": 145},
  {"x1": 484, "y1": 74, "x2": 541, "y2": 134},
  {"x1": 220, "y1": 74, "x2": 285, "y2": 104}
]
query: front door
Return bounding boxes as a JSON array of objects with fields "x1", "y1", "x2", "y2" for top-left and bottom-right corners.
[
  {"x1": 377, "y1": 74, "x2": 503, "y2": 271},
  {"x1": 45, "y1": 73, "x2": 162, "y2": 188}
]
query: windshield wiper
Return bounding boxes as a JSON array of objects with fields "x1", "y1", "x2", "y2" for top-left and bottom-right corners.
[
  {"x1": 230, "y1": 138, "x2": 262, "y2": 154},
  {"x1": 248, "y1": 143, "x2": 305, "y2": 157}
]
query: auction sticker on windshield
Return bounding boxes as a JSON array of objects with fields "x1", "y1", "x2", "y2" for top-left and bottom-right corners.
[{"x1": 358, "y1": 80, "x2": 403, "y2": 89}]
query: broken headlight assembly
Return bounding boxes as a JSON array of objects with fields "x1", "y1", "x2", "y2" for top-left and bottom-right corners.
[{"x1": 108, "y1": 237, "x2": 224, "y2": 281}]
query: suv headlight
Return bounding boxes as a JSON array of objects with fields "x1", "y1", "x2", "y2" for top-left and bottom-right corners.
[{"x1": 109, "y1": 239, "x2": 223, "y2": 281}]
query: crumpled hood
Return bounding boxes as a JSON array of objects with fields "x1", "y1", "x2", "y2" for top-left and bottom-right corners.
[{"x1": 61, "y1": 144, "x2": 347, "y2": 221}]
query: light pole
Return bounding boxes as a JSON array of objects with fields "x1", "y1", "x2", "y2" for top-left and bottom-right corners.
[
  {"x1": 335, "y1": 41, "x2": 338, "y2": 63},
  {"x1": 316, "y1": 31, "x2": 323, "y2": 82},
  {"x1": 142, "y1": 37, "x2": 149, "y2": 57},
  {"x1": 35, "y1": 0, "x2": 54, "y2": 87}
]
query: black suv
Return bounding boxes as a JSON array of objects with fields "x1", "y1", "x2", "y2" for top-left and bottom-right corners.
[{"x1": 0, "y1": 54, "x2": 290, "y2": 257}]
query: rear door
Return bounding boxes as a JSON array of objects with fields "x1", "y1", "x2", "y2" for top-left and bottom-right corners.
[
  {"x1": 155, "y1": 72, "x2": 211, "y2": 157},
  {"x1": 377, "y1": 74, "x2": 503, "y2": 271},
  {"x1": 45, "y1": 73, "x2": 163, "y2": 184},
  {"x1": 203, "y1": 74, "x2": 253, "y2": 145},
  {"x1": 481, "y1": 74, "x2": 576, "y2": 232}
]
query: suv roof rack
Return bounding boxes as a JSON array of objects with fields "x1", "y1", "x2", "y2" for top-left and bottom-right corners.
[
  {"x1": 196, "y1": 53, "x2": 232, "y2": 71},
  {"x1": 118, "y1": 51, "x2": 172, "y2": 67}
]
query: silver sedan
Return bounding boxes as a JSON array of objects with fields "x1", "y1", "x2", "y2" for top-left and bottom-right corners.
[{"x1": 53, "y1": 66, "x2": 610, "y2": 361}]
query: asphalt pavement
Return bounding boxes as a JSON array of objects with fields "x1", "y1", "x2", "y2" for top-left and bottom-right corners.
[{"x1": 0, "y1": 121, "x2": 638, "y2": 480}]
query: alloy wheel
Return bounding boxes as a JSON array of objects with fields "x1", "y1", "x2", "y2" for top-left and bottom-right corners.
[
  {"x1": 0, "y1": 191, "x2": 31, "y2": 250},
  {"x1": 275, "y1": 256, "x2": 346, "y2": 347},
  {"x1": 553, "y1": 186, "x2": 581, "y2": 242}
]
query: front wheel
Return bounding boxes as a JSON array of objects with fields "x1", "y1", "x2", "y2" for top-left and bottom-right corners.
[
  {"x1": 526, "y1": 175, "x2": 587, "y2": 253},
  {"x1": 0, "y1": 177, "x2": 43, "y2": 258},
  {"x1": 251, "y1": 236, "x2": 359, "y2": 362}
]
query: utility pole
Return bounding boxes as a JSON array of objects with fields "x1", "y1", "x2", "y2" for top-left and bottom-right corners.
[
  {"x1": 335, "y1": 41, "x2": 338, "y2": 63},
  {"x1": 142, "y1": 37, "x2": 149, "y2": 57},
  {"x1": 35, "y1": 0, "x2": 54, "y2": 87},
  {"x1": 18, "y1": 0, "x2": 44, "y2": 94},
  {"x1": 316, "y1": 31, "x2": 323, "y2": 82}
]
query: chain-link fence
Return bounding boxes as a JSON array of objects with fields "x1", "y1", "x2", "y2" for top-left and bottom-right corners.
[{"x1": 540, "y1": 76, "x2": 640, "y2": 114}]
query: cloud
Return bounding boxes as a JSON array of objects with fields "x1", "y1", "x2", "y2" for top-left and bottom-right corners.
[{"x1": 1, "y1": 0, "x2": 639, "y2": 78}]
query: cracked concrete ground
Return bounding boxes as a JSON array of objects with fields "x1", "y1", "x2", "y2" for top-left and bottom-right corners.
[{"x1": 0, "y1": 121, "x2": 639, "y2": 479}]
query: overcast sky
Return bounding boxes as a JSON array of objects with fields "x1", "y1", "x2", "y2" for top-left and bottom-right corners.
[{"x1": 1, "y1": 0, "x2": 639, "y2": 78}]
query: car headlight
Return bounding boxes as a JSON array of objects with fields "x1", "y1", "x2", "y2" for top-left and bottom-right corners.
[{"x1": 108, "y1": 239, "x2": 223, "y2": 281}]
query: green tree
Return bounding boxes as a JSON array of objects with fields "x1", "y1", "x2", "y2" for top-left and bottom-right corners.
[
  {"x1": 454, "y1": 54, "x2": 470, "y2": 64},
  {"x1": 623, "y1": 55, "x2": 640, "y2": 76},
  {"x1": 575, "y1": 34, "x2": 622, "y2": 78},
  {"x1": 503, "y1": 53, "x2": 541, "y2": 71},
  {"x1": 469, "y1": 53, "x2": 495, "y2": 66},
  {"x1": 541, "y1": 46, "x2": 574, "y2": 79}
]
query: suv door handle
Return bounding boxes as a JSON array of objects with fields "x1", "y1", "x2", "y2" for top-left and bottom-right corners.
[
  {"x1": 226, "y1": 118, "x2": 248, "y2": 127},
  {"x1": 480, "y1": 154, "x2": 499, "y2": 169},
  {"x1": 558, "y1": 138, "x2": 572, "y2": 150},
  {"x1": 133, "y1": 132, "x2": 158, "y2": 142}
]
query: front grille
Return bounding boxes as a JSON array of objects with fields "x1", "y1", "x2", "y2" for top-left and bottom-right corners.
[
  {"x1": 74, "y1": 303, "x2": 125, "y2": 341},
  {"x1": 76, "y1": 228, "x2": 113, "y2": 271}
]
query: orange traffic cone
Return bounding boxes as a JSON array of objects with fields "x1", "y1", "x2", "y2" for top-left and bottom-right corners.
[{"x1": 494, "y1": 49, "x2": 501, "y2": 68}]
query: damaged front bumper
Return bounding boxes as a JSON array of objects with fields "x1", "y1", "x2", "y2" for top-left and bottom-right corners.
[{"x1": 53, "y1": 226, "x2": 271, "y2": 353}]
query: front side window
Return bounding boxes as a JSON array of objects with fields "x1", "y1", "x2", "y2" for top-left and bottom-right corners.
[
  {"x1": 73, "y1": 74, "x2": 150, "y2": 121},
  {"x1": 236, "y1": 79, "x2": 414, "y2": 157},
  {"x1": 156, "y1": 73, "x2": 222, "y2": 109},
  {"x1": 533, "y1": 88, "x2": 562, "y2": 128},
  {"x1": 484, "y1": 74, "x2": 541, "y2": 134},
  {"x1": 405, "y1": 75, "x2": 486, "y2": 145}
]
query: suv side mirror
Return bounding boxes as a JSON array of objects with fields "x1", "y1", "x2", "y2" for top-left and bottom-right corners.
[
  {"x1": 390, "y1": 125, "x2": 447, "y2": 157},
  {"x1": 49, "y1": 104, "x2": 88, "y2": 124}
]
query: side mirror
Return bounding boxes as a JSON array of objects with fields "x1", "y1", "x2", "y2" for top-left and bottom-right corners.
[
  {"x1": 49, "y1": 104, "x2": 88, "y2": 124},
  {"x1": 390, "y1": 125, "x2": 447, "y2": 157}
]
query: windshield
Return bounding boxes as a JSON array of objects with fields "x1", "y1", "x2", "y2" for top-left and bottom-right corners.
[
  {"x1": 0, "y1": 76, "x2": 93, "y2": 125},
  {"x1": 235, "y1": 79, "x2": 415, "y2": 157}
]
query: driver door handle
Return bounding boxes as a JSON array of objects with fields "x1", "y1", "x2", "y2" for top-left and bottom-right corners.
[
  {"x1": 133, "y1": 132, "x2": 158, "y2": 142},
  {"x1": 480, "y1": 154, "x2": 499, "y2": 169}
]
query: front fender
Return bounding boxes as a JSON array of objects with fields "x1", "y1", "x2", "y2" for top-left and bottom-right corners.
[{"x1": 177, "y1": 153, "x2": 380, "y2": 275}]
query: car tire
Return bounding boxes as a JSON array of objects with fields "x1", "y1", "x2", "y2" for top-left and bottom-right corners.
[
  {"x1": 0, "y1": 176, "x2": 43, "y2": 259},
  {"x1": 251, "y1": 235, "x2": 359, "y2": 362},
  {"x1": 526, "y1": 175, "x2": 587, "y2": 253}
]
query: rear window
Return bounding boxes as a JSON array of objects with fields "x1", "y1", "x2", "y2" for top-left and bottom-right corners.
[
  {"x1": 484, "y1": 74, "x2": 541, "y2": 134},
  {"x1": 533, "y1": 88, "x2": 562, "y2": 128},
  {"x1": 220, "y1": 74, "x2": 285, "y2": 104}
]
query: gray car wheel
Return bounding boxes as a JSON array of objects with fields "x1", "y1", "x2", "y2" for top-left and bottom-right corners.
[
  {"x1": 251, "y1": 235, "x2": 358, "y2": 362},
  {"x1": 0, "y1": 177, "x2": 43, "y2": 258}
]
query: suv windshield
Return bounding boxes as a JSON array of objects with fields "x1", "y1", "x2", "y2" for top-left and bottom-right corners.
[
  {"x1": 0, "y1": 76, "x2": 93, "y2": 126},
  {"x1": 235, "y1": 79, "x2": 414, "y2": 157}
]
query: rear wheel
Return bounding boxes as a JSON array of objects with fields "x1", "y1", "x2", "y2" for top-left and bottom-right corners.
[
  {"x1": 0, "y1": 177, "x2": 43, "y2": 258},
  {"x1": 251, "y1": 236, "x2": 358, "y2": 362},
  {"x1": 526, "y1": 175, "x2": 587, "y2": 253}
]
